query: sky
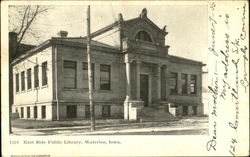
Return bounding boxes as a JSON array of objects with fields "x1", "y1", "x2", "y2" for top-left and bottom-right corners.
[{"x1": 9, "y1": 5, "x2": 208, "y2": 64}]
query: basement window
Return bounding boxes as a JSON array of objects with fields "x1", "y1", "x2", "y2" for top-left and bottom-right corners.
[
  {"x1": 85, "y1": 105, "x2": 90, "y2": 118},
  {"x1": 27, "y1": 107, "x2": 30, "y2": 118},
  {"x1": 20, "y1": 107, "x2": 24, "y2": 118},
  {"x1": 34, "y1": 106, "x2": 37, "y2": 119},
  {"x1": 102, "y1": 105, "x2": 111, "y2": 118},
  {"x1": 41, "y1": 106, "x2": 46, "y2": 119}
]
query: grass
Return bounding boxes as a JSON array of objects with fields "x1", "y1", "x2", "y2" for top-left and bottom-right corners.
[
  {"x1": 11, "y1": 116, "x2": 208, "y2": 130},
  {"x1": 11, "y1": 118, "x2": 137, "y2": 129}
]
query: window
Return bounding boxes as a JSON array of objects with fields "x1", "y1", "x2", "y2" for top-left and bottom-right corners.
[
  {"x1": 100, "y1": 64, "x2": 111, "y2": 90},
  {"x1": 82, "y1": 62, "x2": 95, "y2": 89},
  {"x1": 42, "y1": 61, "x2": 48, "y2": 86},
  {"x1": 27, "y1": 107, "x2": 30, "y2": 118},
  {"x1": 34, "y1": 65, "x2": 39, "y2": 88},
  {"x1": 170, "y1": 72, "x2": 178, "y2": 95},
  {"x1": 183, "y1": 106, "x2": 188, "y2": 116},
  {"x1": 66, "y1": 105, "x2": 77, "y2": 118},
  {"x1": 181, "y1": 74, "x2": 187, "y2": 94},
  {"x1": 20, "y1": 107, "x2": 24, "y2": 118},
  {"x1": 135, "y1": 31, "x2": 152, "y2": 42},
  {"x1": 64, "y1": 61, "x2": 76, "y2": 88},
  {"x1": 190, "y1": 75, "x2": 197, "y2": 94},
  {"x1": 102, "y1": 105, "x2": 111, "y2": 118},
  {"x1": 34, "y1": 106, "x2": 37, "y2": 119},
  {"x1": 85, "y1": 105, "x2": 90, "y2": 118},
  {"x1": 192, "y1": 106, "x2": 197, "y2": 115},
  {"x1": 41, "y1": 106, "x2": 46, "y2": 119},
  {"x1": 27, "y1": 68, "x2": 31, "y2": 89},
  {"x1": 16, "y1": 73, "x2": 19, "y2": 92},
  {"x1": 21, "y1": 71, "x2": 25, "y2": 91}
]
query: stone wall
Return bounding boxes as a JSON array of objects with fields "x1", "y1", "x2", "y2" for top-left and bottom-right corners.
[
  {"x1": 56, "y1": 44, "x2": 126, "y2": 104},
  {"x1": 12, "y1": 47, "x2": 54, "y2": 107}
]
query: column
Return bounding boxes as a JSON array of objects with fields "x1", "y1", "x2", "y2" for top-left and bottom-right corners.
[
  {"x1": 125, "y1": 61, "x2": 131, "y2": 101},
  {"x1": 161, "y1": 65, "x2": 167, "y2": 100},
  {"x1": 136, "y1": 61, "x2": 141, "y2": 100},
  {"x1": 157, "y1": 64, "x2": 161, "y2": 100}
]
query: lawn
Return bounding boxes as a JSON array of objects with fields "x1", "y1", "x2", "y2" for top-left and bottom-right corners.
[
  {"x1": 11, "y1": 116, "x2": 208, "y2": 130},
  {"x1": 11, "y1": 118, "x2": 135, "y2": 129}
]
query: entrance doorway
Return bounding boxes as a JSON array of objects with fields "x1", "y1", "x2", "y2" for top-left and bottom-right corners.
[
  {"x1": 140, "y1": 74, "x2": 149, "y2": 106},
  {"x1": 66, "y1": 105, "x2": 77, "y2": 118}
]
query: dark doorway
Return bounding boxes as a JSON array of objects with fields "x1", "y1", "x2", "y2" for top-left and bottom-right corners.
[
  {"x1": 66, "y1": 105, "x2": 77, "y2": 118},
  {"x1": 140, "y1": 74, "x2": 149, "y2": 106}
]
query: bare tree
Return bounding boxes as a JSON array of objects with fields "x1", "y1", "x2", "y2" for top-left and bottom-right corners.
[
  {"x1": 9, "y1": 5, "x2": 51, "y2": 52},
  {"x1": 8, "y1": 5, "x2": 51, "y2": 134}
]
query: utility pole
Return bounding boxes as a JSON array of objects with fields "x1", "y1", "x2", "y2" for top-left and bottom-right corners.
[{"x1": 87, "y1": 5, "x2": 95, "y2": 131}]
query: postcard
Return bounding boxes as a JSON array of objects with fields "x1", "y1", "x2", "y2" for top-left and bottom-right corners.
[{"x1": 1, "y1": 0, "x2": 249, "y2": 156}]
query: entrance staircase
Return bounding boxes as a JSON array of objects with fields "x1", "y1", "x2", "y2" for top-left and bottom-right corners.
[{"x1": 139, "y1": 104, "x2": 178, "y2": 122}]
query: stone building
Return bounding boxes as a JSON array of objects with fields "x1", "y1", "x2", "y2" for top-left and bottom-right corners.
[{"x1": 11, "y1": 8, "x2": 205, "y2": 120}]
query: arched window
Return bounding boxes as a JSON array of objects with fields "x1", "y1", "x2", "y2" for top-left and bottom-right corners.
[{"x1": 135, "y1": 31, "x2": 152, "y2": 42}]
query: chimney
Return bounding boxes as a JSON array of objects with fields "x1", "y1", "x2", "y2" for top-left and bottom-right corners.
[
  {"x1": 9, "y1": 32, "x2": 18, "y2": 62},
  {"x1": 58, "y1": 30, "x2": 68, "y2": 38}
]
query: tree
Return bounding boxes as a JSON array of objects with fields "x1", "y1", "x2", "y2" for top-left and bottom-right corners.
[
  {"x1": 8, "y1": 5, "x2": 51, "y2": 134},
  {"x1": 9, "y1": 5, "x2": 51, "y2": 52}
]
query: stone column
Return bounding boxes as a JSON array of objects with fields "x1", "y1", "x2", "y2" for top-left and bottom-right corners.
[
  {"x1": 161, "y1": 65, "x2": 167, "y2": 100},
  {"x1": 136, "y1": 61, "x2": 141, "y2": 100},
  {"x1": 125, "y1": 61, "x2": 131, "y2": 101},
  {"x1": 157, "y1": 64, "x2": 161, "y2": 100}
]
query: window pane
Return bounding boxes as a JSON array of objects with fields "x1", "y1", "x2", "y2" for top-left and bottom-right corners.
[
  {"x1": 21, "y1": 71, "x2": 25, "y2": 91},
  {"x1": 135, "y1": 31, "x2": 152, "y2": 42},
  {"x1": 100, "y1": 65, "x2": 110, "y2": 90},
  {"x1": 64, "y1": 61, "x2": 76, "y2": 88},
  {"x1": 170, "y1": 72, "x2": 178, "y2": 94},
  {"x1": 190, "y1": 75, "x2": 197, "y2": 94},
  {"x1": 181, "y1": 74, "x2": 187, "y2": 94},
  {"x1": 27, "y1": 69, "x2": 31, "y2": 89},
  {"x1": 34, "y1": 65, "x2": 39, "y2": 88},
  {"x1": 16, "y1": 73, "x2": 19, "y2": 92},
  {"x1": 82, "y1": 62, "x2": 94, "y2": 89},
  {"x1": 42, "y1": 62, "x2": 48, "y2": 86}
]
